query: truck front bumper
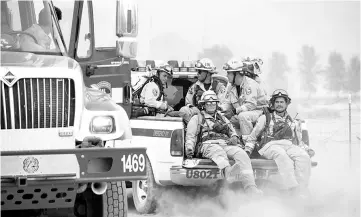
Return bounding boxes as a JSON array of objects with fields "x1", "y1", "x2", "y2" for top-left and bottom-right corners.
[{"x1": 1, "y1": 147, "x2": 147, "y2": 210}]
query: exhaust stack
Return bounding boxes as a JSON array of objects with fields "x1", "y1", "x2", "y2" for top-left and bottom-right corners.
[{"x1": 91, "y1": 182, "x2": 107, "y2": 195}]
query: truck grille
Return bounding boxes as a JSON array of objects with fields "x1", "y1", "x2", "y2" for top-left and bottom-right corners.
[{"x1": 0, "y1": 78, "x2": 75, "y2": 130}]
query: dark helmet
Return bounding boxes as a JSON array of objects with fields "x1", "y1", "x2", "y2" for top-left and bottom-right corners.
[{"x1": 270, "y1": 89, "x2": 291, "y2": 105}]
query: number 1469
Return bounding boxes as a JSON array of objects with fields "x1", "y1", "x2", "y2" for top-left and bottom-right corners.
[{"x1": 121, "y1": 154, "x2": 145, "y2": 173}]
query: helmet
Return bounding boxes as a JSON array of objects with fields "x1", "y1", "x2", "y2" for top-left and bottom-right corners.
[
  {"x1": 241, "y1": 57, "x2": 263, "y2": 75},
  {"x1": 223, "y1": 58, "x2": 244, "y2": 72},
  {"x1": 195, "y1": 58, "x2": 216, "y2": 73},
  {"x1": 198, "y1": 90, "x2": 219, "y2": 104},
  {"x1": 157, "y1": 64, "x2": 173, "y2": 77},
  {"x1": 270, "y1": 89, "x2": 291, "y2": 104}
]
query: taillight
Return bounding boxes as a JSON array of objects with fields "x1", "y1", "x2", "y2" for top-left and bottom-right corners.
[{"x1": 170, "y1": 129, "x2": 184, "y2": 156}]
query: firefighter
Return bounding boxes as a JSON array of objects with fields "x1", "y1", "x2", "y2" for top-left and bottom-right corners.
[
  {"x1": 185, "y1": 90, "x2": 262, "y2": 195},
  {"x1": 243, "y1": 89, "x2": 312, "y2": 197},
  {"x1": 220, "y1": 58, "x2": 268, "y2": 142},
  {"x1": 20, "y1": 7, "x2": 62, "y2": 51},
  {"x1": 179, "y1": 58, "x2": 226, "y2": 123},
  {"x1": 139, "y1": 64, "x2": 174, "y2": 113}
]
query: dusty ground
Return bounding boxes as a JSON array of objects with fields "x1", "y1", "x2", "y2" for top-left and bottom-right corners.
[{"x1": 128, "y1": 100, "x2": 361, "y2": 217}]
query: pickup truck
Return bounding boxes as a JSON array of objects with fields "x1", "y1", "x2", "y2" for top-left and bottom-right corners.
[{"x1": 121, "y1": 64, "x2": 317, "y2": 214}]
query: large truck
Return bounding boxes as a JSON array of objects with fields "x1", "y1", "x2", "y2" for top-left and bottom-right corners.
[{"x1": 0, "y1": 0, "x2": 144, "y2": 217}]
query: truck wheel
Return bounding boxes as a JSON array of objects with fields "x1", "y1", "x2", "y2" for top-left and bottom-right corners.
[
  {"x1": 132, "y1": 158, "x2": 159, "y2": 214},
  {"x1": 78, "y1": 181, "x2": 127, "y2": 217}
]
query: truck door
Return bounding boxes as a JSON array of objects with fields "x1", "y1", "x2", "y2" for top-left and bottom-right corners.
[{"x1": 66, "y1": 0, "x2": 138, "y2": 117}]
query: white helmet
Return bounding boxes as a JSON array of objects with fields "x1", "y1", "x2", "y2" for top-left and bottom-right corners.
[
  {"x1": 195, "y1": 58, "x2": 216, "y2": 73},
  {"x1": 198, "y1": 90, "x2": 219, "y2": 104}
]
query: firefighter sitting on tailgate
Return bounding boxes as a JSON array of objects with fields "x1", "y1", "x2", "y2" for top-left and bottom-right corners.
[
  {"x1": 179, "y1": 58, "x2": 226, "y2": 123},
  {"x1": 243, "y1": 89, "x2": 314, "y2": 198},
  {"x1": 136, "y1": 64, "x2": 174, "y2": 116},
  {"x1": 220, "y1": 58, "x2": 268, "y2": 144},
  {"x1": 185, "y1": 90, "x2": 262, "y2": 196}
]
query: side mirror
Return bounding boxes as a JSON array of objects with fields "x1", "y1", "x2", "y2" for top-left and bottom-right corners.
[
  {"x1": 116, "y1": 0, "x2": 138, "y2": 37},
  {"x1": 116, "y1": 0, "x2": 138, "y2": 58}
]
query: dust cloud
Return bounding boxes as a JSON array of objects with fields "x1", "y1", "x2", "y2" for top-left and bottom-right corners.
[{"x1": 154, "y1": 107, "x2": 360, "y2": 217}]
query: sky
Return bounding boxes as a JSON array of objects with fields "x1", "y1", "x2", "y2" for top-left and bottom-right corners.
[{"x1": 137, "y1": 0, "x2": 360, "y2": 69}]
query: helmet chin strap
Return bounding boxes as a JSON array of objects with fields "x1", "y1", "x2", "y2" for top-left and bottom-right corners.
[
  {"x1": 199, "y1": 71, "x2": 211, "y2": 83},
  {"x1": 232, "y1": 72, "x2": 236, "y2": 85}
]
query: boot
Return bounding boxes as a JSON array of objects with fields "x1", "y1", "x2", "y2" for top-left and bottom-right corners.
[
  {"x1": 288, "y1": 186, "x2": 310, "y2": 200},
  {"x1": 244, "y1": 185, "x2": 263, "y2": 197},
  {"x1": 222, "y1": 164, "x2": 241, "y2": 181}
]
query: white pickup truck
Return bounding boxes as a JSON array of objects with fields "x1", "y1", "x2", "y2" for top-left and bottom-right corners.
[{"x1": 121, "y1": 62, "x2": 317, "y2": 214}]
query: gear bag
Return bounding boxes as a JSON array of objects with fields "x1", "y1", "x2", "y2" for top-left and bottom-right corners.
[
  {"x1": 132, "y1": 75, "x2": 164, "y2": 103},
  {"x1": 258, "y1": 111, "x2": 297, "y2": 150},
  {"x1": 193, "y1": 112, "x2": 231, "y2": 157}
]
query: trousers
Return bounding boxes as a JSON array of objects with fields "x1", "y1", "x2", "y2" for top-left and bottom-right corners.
[
  {"x1": 259, "y1": 139, "x2": 311, "y2": 189},
  {"x1": 229, "y1": 110, "x2": 263, "y2": 135},
  {"x1": 200, "y1": 141, "x2": 256, "y2": 188}
]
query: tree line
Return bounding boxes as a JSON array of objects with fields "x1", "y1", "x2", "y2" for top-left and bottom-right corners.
[{"x1": 198, "y1": 44, "x2": 360, "y2": 96}]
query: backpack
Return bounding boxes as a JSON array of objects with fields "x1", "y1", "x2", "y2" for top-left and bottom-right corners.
[{"x1": 132, "y1": 75, "x2": 164, "y2": 103}]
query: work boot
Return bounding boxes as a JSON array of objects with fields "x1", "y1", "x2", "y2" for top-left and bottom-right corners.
[
  {"x1": 244, "y1": 185, "x2": 264, "y2": 197},
  {"x1": 288, "y1": 186, "x2": 310, "y2": 200},
  {"x1": 222, "y1": 164, "x2": 241, "y2": 181}
]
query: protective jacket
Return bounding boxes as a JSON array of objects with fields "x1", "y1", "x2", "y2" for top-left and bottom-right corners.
[{"x1": 185, "y1": 111, "x2": 238, "y2": 156}]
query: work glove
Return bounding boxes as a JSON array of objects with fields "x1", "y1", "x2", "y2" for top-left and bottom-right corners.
[
  {"x1": 306, "y1": 148, "x2": 315, "y2": 157},
  {"x1": 167, "y1": 105, "x2": 174, "y2": 112},
  {"x1": 213, "y1": 121, "x2": 229, "y2": 134},
  {"x1": 229, "y1": 135, "x2": 240, "y2": 146},
  {"x1": 185, "y1": 144, "x2": 194, "y2": 158},
  {"x1": 223, "y1": 108, "x2": 236, "y2": 120},
  {"x1": 159, "y1": 102, "x2": 168, "y2": 110}
]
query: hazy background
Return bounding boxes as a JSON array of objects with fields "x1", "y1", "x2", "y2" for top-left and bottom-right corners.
[{"x1": 137, "y1": 0, "x2": 360, "y2": 99}]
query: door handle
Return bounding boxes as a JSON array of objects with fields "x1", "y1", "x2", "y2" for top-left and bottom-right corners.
[{"x1": 85, "y1": 59, "x2": 125, "y2": 77}]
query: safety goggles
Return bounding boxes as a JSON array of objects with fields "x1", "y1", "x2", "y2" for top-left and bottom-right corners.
[
  {"x1": 272, "y1": 89, "x2": 288, "y2": 96},
  {"x1": 205, "y1": 101, "x2": 217, "y2": 105}
]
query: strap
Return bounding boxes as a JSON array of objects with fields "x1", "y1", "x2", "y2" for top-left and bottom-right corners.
[{"x1": 211, "y1": 80, "x2": 219, "y2": 92}]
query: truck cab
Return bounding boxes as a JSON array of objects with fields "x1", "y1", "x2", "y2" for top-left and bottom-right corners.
[{"x1": 0, "y1": 1, "x2": 145, "y2": 217}]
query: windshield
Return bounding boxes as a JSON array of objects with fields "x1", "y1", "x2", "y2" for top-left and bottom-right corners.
[{"x1": 0, "y1": 0, "x2": 66, "y2": 55}]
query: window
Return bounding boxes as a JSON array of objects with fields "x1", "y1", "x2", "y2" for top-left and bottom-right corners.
[
  {"x1": 5, "y1": 1, "x2": 22, "y2": 31},
  {"x1": 51, "y1": 0, "x2": 75, "y2": 49},
  {"x1": 76, "y1": 1, "x2": 92, "y2": 59}
]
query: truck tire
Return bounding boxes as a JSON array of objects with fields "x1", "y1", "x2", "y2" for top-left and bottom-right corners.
[
  {"x1": 78, "y1": 181, "x2": 127, "y2": 217},
  {"x1": 132, "y1": 157, "x2": 159, "y2": 214}
]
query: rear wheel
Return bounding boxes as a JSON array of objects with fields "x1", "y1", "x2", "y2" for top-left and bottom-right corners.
[
  {"x1": 75, "y1": 181, "x2": 127, "y2": 217},
  {"x1": 132, "y1": 157, "x2": 160, "y2": 214}
]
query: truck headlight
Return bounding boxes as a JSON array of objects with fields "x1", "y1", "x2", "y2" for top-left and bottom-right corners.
[{"x1": 90, "y1": 116, "x2": 114, "y2": 134}]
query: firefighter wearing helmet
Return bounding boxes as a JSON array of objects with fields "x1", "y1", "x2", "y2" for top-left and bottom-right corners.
[
  {"x1": 242, "y1": 89, "x2": 313, "y2": 198},
  {"x1": 184, "y1": 90, "x2": 263, "y2": 196},
  {"x1": 179, "y1": 58, "x2": 226, "y2": 123},
  {"x1": 139, "y1": 64, "x2": 174, "y2": 112},
  {"x1": 220, "y1": 58, "x2": 268, "y2": 147}
]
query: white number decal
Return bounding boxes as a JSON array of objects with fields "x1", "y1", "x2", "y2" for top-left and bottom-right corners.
[{"x1": 121, "y1": 154, "x2": 146, "y2": 173}]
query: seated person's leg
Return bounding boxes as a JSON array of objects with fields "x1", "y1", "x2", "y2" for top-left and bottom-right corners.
[{"x1": 237, "y1": 110, "x2": 263, "y2": 135}]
